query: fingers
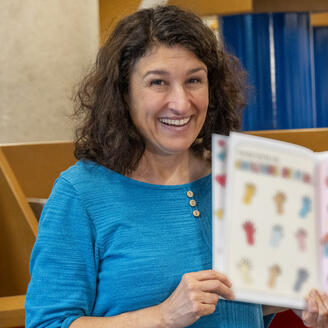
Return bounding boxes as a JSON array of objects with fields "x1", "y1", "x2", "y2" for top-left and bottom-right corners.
[
  {"x1": 303, "y1": 290, "x2": 319, "y2": 327},
  {"x1": 315, "y1": 291, "x2": 328, "y2": 327},
  {"x1": 200, "y1": 279, "x2": 235, "y2": 300},
  {"x1": 302, "y1": 289, "x2": 328, "y2": 328},
  {"x1": 191, "y1": 302, "x2": 217, "y2": 317},
  {"x1": 160, "y1": 270, "x2": 232, "y2": 327},
  {"x1": 182, "y1": 270, "x2": 234, "y2": 299},
  {"x1": 194, "y1": 291, "x2": 220, "y2": 305},
  {"x1": 193, "y1": 270, "x2": 232, "y2": 287}
]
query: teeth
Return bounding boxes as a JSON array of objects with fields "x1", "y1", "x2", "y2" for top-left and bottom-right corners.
[{"x1": 159, "y1": 117, "x2": 190, "y2": 126}]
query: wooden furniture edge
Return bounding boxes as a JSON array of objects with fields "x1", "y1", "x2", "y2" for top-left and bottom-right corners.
[
  {"x1": 0, "y1": 148, "x2": 38, "y2": 237},
  {"x1": 247, "y1": 127, "x2": 328, "y2": 135},
  {"x1": 0, "y1": 295, "x2": 25, "y2": 327}
]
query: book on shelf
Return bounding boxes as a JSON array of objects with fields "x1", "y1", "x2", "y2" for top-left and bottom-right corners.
[{"x1": 212, "y1": 132, "x2": 328, "y2": 309}]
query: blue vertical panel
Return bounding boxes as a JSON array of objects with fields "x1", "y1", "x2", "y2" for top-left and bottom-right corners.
[
  {"x1": 273, "y1": 13, "x2": 314, "y2": 129},
  {"x1": 221, "y1": 14, "x2": 274, "y2": 131},
  {"x1": 313, "y1": 27, "x2": 328, "y2": 127}
]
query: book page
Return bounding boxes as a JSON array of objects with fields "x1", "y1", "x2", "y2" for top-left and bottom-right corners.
[
  {"x1": 212, "y1": 134, "x2": 228, "y2": 272},
  {"x1": 316, "y1": 153, "x2": 328, "y2": 294},
  {"x1": 224, "y1": 132, "x2": 320, "y2": 309}
]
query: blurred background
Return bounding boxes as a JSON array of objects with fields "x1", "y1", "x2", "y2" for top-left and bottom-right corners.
[{"x1": 0, "y1": 0, "x2": 327, "y2": 144}]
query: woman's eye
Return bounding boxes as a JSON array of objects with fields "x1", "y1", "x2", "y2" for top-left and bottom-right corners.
[
  {"x1": 188, "y1": 78, "x2": 201, "y2": 84},
  {"x1": 150, "y1": 79, "x2": 165, "y2": 86}
]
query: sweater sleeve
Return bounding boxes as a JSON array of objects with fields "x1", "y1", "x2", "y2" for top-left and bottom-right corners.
[{"x1": 25, "y1": 177, "x2": 99, "y2": 328}]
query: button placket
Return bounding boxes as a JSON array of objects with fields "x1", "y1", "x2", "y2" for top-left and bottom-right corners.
[{"x1": 186, "y1": 190, "x2": 200, "y2": 218}]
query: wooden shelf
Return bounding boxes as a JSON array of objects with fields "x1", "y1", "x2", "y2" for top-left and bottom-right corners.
[
  {"x1": 248, "y1": 127, "x2": 328, "y2": 151},
  {"x1": 0, "y1": 142, "x2": 76, "y2": 327},
  {"x1": 1, "y1": 141, "x2": 75, "y2": 199},
  {"x1": 0, "y1": 295, "x2": 25, "y2": 328},
  {"x1": 311, "y1": 12, "x2": 328, "y2": 26},
  {"x1": 99, "y1": 0, "x2": 328, "y2": 44}
]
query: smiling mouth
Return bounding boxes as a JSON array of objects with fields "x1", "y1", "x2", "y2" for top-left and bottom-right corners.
[{"x1": 159, "y1": 117, "x2": 191, "y2": 126}]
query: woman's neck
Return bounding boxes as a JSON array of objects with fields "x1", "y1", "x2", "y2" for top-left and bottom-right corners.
[{"x1": 128, "y1": 149, "x2": 211, "y2": 185}]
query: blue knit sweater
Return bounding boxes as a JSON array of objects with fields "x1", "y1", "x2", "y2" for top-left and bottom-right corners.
[{"x1": 25, "y1": 160, "x2": 273, "y2": 327}]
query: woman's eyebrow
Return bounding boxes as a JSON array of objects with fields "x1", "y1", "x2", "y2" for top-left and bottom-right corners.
[
  {"x1": 188, "y1": 67, "x2": 207, "y2": 74},
  {"x1": 143, "y1": 70, "x2": 168, "y2": 78},
  {"x1": 143, "y1": 67, "x2": 207, "y2": 79}
]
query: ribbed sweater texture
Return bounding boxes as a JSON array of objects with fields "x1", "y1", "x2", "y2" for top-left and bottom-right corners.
[{"x1": 25, "y1": 160, "x2": 273, "y2": 327}]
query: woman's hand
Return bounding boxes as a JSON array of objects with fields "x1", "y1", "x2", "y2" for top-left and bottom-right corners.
[
  {"x1": 158, "y1": 270, "x2": 235, "y2": 328},
  {"x1": 299, "y1": 289, "x2": 328, "y2": 327}
]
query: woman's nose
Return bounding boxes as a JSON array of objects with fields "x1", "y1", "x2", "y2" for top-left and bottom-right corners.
[{"x1": 168, "y1": 85, "x2": 191, "y2": 114}]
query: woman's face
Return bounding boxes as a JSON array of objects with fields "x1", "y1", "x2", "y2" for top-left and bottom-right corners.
[{"x1": 128, "y1": 45, "x2": 209, "y2": 157}]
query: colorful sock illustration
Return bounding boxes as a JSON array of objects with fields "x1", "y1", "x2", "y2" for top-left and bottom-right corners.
[
  {"x1": 321, "y1": 233, "x2": 328, "y2": 257},
  {"x1": 241, "y1": 161, "x2": 250, "y2": 170},
  {"x1": 218, "y1": 139, "x2": 225, "y2": 147},
  {"x1": 295, "y1": 228, "x2": 307, "y2": 252},
  {"x1": 217, "y1": 152, "x2": 225, "y2": 161},
  {"x1": 267, "y1": 265, "x2": 281, "y2": 288},
  {"x1": 217, "y1": 140, "x2": 226, "y2": 159},
  {"x1": 282, "y1": 167, "x2": 291, "y2": 178},
  {"x1": 303, "y1": 173, "x2": 311, "y2": 184},
  {"x1": 293, "y1": 268, "x2": 309, "y2": 292},
  {"x1": 299, "y1": 196, "x2": 311, "y2": 218},
  {"x1": 270, "y1": 225, "x2": 283, "y2": 248},
  {"x1": 235, "y1": 160, "x2": 241, "y2": 169},
  {"x1": 216, "y1": 174, "x2": 226, "y2": 187},
  {"x1": 215, "y1": 209, "x2": 224, "y2": 219},
  {"x1": 294, "y1": 170, "x2": 302, "y2": 179},
  {"x1": 243, "y1": 221, "x2": 256, "y2": 245},
  {"x1": 250, "y1": 163, "x2": 260, "y2": 173},
  {"x1": 243, "y1": 183, "x2": 256, "y2": 204},
  {"x1": 238, "y1": 258, "x2": 252, "y2": 284},
  {"x1": 273, "y1": 191, "x2": 286, "y2": 215}
]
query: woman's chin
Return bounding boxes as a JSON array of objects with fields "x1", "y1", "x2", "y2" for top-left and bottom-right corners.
[{"x1": 148, "y1": 143, "x2": 194, "y2": 156}]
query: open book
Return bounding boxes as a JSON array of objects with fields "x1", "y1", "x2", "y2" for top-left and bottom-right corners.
[{"x1": 212, "y1": 132, "x2": 328, "y2": 309}]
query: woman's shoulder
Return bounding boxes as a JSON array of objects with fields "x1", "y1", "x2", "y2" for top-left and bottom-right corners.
[
  {"x1": 59, "y1": 159, "x2": 113, "y2": 182},
  {"x1": 54, "y1": 160, "x2": 120, "y2": 194}
]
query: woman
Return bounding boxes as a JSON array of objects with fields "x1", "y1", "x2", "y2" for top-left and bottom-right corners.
[{"x1": 25, "y1": 5, "x2": 327, "y2": 328}]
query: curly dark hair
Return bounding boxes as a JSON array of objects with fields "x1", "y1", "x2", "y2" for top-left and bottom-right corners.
[{"x1": 74, "y1": 5, "x2": 246, "y2": 175}]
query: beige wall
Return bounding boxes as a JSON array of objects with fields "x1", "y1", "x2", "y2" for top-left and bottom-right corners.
[{"x1": 0, "y1": 0, "x2": 99, "y2": 144}]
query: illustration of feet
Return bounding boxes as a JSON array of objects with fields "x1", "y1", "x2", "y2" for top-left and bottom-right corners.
[
  {"x1": 293, "y1": 268, "x2": 309, "y2": 292},
  {"x1": 321, "y1": 233, "x2": 328, "y2": 257},
  {"x1": 216, "y1": 174, "x2": 226, "y2": 187},
  {"x1": 243, "y1": 183, "x2": 256, "y2": 204},
  {"x1": 273, "y1": 191, "x2": 286, "y2": 215},
  {"x1": 243, "y1": 221, "x2": 256, "y2": 245},
  {"x1": 238, "y1": 258, "x2": 252, "y2": 284},
  {"x1": 270, "y1": 225, "x2": 283, "y2": 248},
  {"x1": 215, "y1": 209, "x2": 224, "y2": 219},
  {"x1": 267, "y1": 265, "x2": 281, "y2": 288},
  {"x1": 295, "y1": 228, "x2": 307, "y2": 252},
  {"x1": 299, "y1": 196, "x2": 311, "y2": 218}
]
